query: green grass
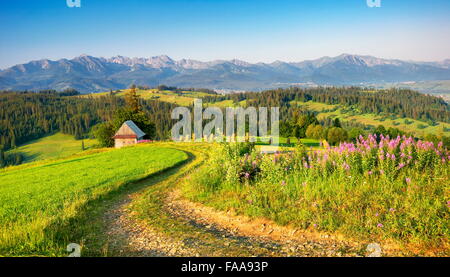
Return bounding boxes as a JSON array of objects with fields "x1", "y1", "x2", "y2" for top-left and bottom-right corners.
[
  {"x1": 8, "y1": 133, "x2": 96, "y2": 163},
  {"x1": 83, "y1": 89, "x2": 252, "y2": 107},
  {"x1": 84, "y1": 89, "x2": 216, "y2": 106},
  {"x1": 206, "y1": 99, "x2": 247, "y2": 108},
  {"x1": 0, "y1": 144, "x2": 188, "y2": 256},
  {"x1": 206, "y1": 99, "x2": 234, "y2": 107}
]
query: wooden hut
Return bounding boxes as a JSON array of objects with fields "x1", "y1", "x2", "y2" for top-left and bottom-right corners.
[{"x1": 113, "y1": 120, "x2": 146, "y2": 148}]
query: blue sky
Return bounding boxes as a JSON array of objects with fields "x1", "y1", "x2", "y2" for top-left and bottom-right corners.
[{"x1": 0, "y1": 0, "x2": 449, "y2": 68}]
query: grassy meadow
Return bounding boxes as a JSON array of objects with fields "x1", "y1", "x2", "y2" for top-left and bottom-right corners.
[
  {"x1": 0, "y1": 144, "x2": 188, "y2": 256},
  {"x1": 184, "y1": 138, "x2": 450, "y2": 254},
  {"x1": 8, "y1": 133, "x2": 96, "y2": 163},
  {"x1": 83, "y1": 88, "x2": 213, "y2": 106}
]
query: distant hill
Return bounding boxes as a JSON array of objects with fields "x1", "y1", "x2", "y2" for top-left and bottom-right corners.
[
  {"x1": 8, "y1": 133, "x2": 96, "y2": 164},
  {"x1": 1, "y1": 54, "x2": 450, "y2": 93}
]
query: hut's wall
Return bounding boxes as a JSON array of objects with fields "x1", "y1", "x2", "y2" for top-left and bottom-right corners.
[{"x1": 115, "y1": 138, "x2": 137, "y2": 149}]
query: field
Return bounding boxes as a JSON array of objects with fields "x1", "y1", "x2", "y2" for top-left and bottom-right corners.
[
  {"x1": 83, "y1": 88, "x2": 252, "y2": 107},
  {"x1": 0, "y1": 144, "x2": 188, "y2": 256},
  {"x1": 206, "y1": 99, "x2": 248, "y2": 108},
  {"x1": 84, "y1": 89, "x2": 214, "y2": 106},
  {"x1": 8, "y1": 133, "x2": 96, "y2": 163}
]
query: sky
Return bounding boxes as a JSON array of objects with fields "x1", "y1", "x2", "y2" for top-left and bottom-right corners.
[{"x1": 0, "y1": 0, "x2": 449, "y2": 69}]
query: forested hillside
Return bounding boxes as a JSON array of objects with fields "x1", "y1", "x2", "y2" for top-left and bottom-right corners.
[
  {"x1": 1, "y1": 86, "x2": 449, "y2": 154},
  {"x1": 205, "y1": 87, "x2": 450, "y2": 124},
  {"x1": 0, "y1": 91, "x2": 178, "y2": 151}
]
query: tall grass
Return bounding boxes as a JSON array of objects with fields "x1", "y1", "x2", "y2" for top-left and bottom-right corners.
[
  {"x1": 0, "y1": 145, "x2": 188, "y2": 256},
  {"x1": 187, "y1": 135, "x2": 449, "y2": 249}
]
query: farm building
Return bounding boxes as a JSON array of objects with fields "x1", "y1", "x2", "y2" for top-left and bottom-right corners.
[{"x1": 113, "y1": 120, "x2": 146, "y2": 148}]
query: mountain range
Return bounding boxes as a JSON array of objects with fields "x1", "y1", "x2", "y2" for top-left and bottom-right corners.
[{"x1": 1, "y1": 54, "x2": 450, "y2": 93}]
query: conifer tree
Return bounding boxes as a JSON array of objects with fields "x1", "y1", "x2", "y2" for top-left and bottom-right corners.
[
  {"x1": 125, "y1": 84, "x2": 142, "y2": 113},
  {"x1": 0, "y1": 148, "x2": 5, "y2": 167}
]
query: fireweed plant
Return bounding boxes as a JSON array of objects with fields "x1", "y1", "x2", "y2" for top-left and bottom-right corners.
[{"x1": 187, "y1": 135, "x2": 449, "y2": 246}]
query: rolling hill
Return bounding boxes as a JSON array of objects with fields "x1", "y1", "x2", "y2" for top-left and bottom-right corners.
[
  {"x1": 87, "y1": 88, "x2": 450, "y2": 137},
  {"x1": 8, "y1": 133, "x2": 96, "y2": 163}
]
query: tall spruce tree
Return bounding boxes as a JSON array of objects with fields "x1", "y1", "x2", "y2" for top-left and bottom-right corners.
[
  {"x1": 125, "y1": 84, "x2": 142, "y2": 113},
  {"x1": 0, "y1": 148, "x2": 5, "y2": 167}
]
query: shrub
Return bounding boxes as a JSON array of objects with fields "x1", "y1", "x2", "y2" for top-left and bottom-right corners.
[
  {"x1": 417, "y1": 124, "x2": 428, "y2": 130},
  {"x1": 327, "y1": 127, "x2": 348, "y2": 146},
  {"x1": 404, "y1": 119, "x2": 414, "y2": 125}
]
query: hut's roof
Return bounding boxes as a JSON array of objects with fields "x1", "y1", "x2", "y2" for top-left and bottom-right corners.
[{"x1": 113, "y1": 120, "x2": 146, "y2": 139}]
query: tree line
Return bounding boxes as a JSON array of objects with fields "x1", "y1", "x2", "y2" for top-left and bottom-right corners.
[
  {"x1": 1, "y1": 85, "x2": 449, "y2": 159},
  {"x1": 204, "y1": 87, "x2": 450, "y2": 124},
  {"x1": 0, "y1": 90, "x2": 179, "y2": 152}
]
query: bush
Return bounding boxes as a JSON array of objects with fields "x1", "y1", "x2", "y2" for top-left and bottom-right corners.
[
  {"x1": 327, "y1": 127, "x2": 348, "y2": 146},
  {"x1": 404, "y1": 119, "x2": 414, "y2": 125},
  {"x1": 306, "y1": 124, "x2": 325, "y2": 140},
  {"x1": 417, "y1": 124, "x2": 428, "y2": 130},
  {"x1": 348, "y1": 128, "x2": 365, "y2": 142},
  {"x1": 93, "y1": 123, "x2": 114, "y2": 148}
]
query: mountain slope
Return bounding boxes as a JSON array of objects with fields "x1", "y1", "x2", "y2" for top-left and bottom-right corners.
[{"x1": 1, "y1": 54, "x2": 449, "y2": 93}]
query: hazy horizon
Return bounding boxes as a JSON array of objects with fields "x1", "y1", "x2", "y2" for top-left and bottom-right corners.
[{"x1": 1, "y1": 0, "x2": 450, "y2": 69}]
